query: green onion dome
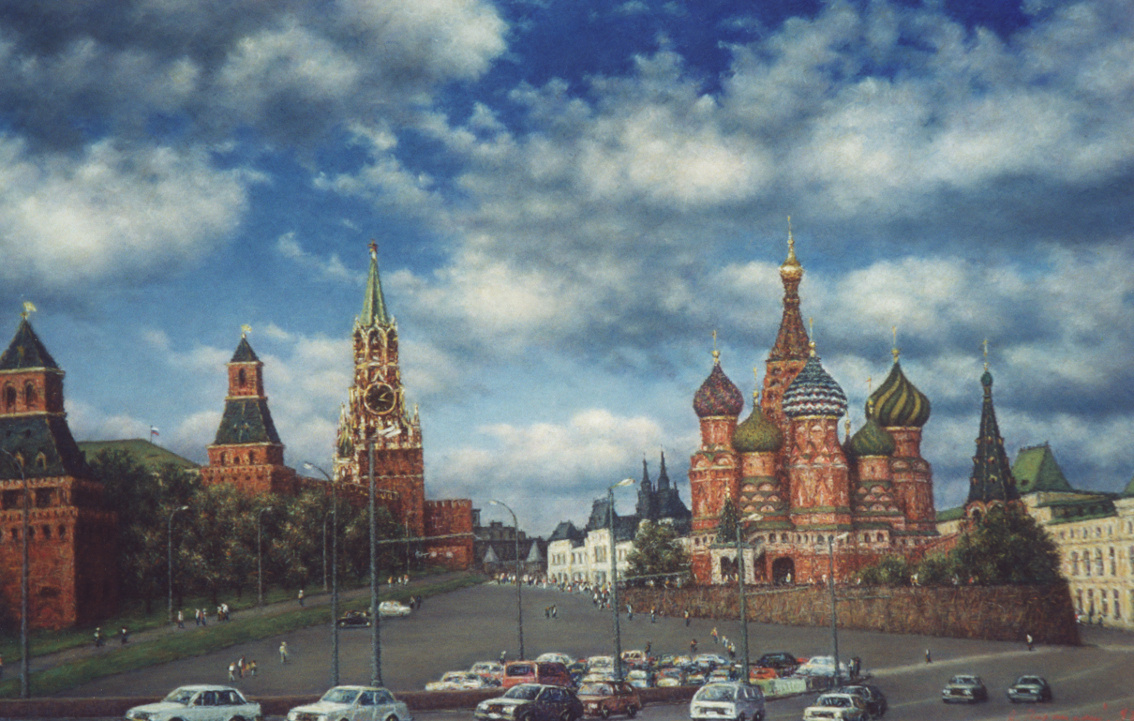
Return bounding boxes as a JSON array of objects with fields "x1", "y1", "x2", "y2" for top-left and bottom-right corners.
[
  {"x1": 733, "y1": 400, "x2": 783, "y2": 453},
  {"x1": 693, "y1": 354, "x2": 745, "y2": 418},
  {"x1": 782, "y1": 351, "x2": 847, "y2": 418},
  {"x1": 868, "y1": 361, "x2": 931, "y2": 428},
  {"x1": 848, "y1": 416, "x2": 897, "y2": 457}
]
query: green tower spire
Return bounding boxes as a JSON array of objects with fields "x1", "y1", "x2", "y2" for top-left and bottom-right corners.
[{"x1": 360, "y1": 240, "x2": 392, "y2": 327}]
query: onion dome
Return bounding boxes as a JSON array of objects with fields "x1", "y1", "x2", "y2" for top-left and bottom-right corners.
[
  {"x1": 848, "y1": 416, "x2": 897, "y2": 457},
  {"x1": 868, "y1": 360, "x2": 931, "y2": 428},
  {"x1": 780, "y1": 219, "x2": 803, "y2": 281},
  {"x1": 782, "y1": 348, "x2": 847, "y2": 418},
  {"x1": 733, "y1": 393, "x2": 783, "y2": 453},
  {"x1": 693, "y1": 351, "x2": 744, "y2": 418}
]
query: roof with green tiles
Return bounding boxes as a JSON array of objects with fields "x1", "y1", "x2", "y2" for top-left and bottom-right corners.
[
  {"x1": 1012, "y1": 443, "x2": 1074, "y2": 494},
  {"x1": 213, "y1": 398, "x2": 282, "y2": 445},
  {"x1": 0, "y1": 415, "x2": 91, "y2": 480},
  {"x1": 0, "y1": 319, "x2": 60, "y2": 371},
  {"x1": 79, "y1": 439, "x2": 199, "y2": 471}
]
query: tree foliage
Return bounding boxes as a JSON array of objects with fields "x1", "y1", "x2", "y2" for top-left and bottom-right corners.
[
  {"x1": 627, "y1": 520, "x2": 690, "y2": 582},
  {"x1": 715, "y1": 497, "x2": 740, "y2": 545}
]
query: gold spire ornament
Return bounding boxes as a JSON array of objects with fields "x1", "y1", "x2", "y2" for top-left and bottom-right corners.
[
  {"x1": 241, "y1": 324, "x2": 252, "y2": 338},
  {"x1": 780, "y1": 215, "x2": 803, "y2": 279},
  {"x1": 712, "y1": 330, "x2": 720, "y2": 363},
  {"x1": 20, "y1": 301, "x2": 36, "y2": 319},
  {"x1": 891, "y1": 326, "x2": 900, "y2": 363},
  {"x1": 982, "y1": 338, "x2": 990, "y2": 371}
]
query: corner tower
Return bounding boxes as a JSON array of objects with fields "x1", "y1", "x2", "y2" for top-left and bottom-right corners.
[
  {"x1": 965, "y1": 357, "x2": 1021, "y2": 520},
  {"x1": 201, "y1": 332, "x2": 297, "y2": 495},
  {"x1": 334, "y1": 242, "x2": 426, "y2": 536},
  {"x1": 0, "y1": 310, "x2": 118, "y2": 628}
]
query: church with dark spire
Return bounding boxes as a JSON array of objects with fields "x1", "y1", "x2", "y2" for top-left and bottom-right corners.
[
  {"x1": 687, "y1": 226, "x2": 939, "y2": 585},
  {"x1": 963, "y1": 357, "x2": 1022, "y2": 519}
]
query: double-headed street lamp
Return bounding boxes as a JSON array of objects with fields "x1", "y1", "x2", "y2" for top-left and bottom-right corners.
[
  {"x1": 257, "y1": 506, "x2": 273, "y2": 607},
  {"x1": 607, "y1": 477, "x2": 635, "y2": 682},
  {"x1": 1, "y1": 448, "x2": 30, "y2": 698},
  {"x1": 826, "y1": 532, "x2": 850, "y2": 686},
  {"x1": 168, "y1": 505, "x2": 189, "y2": 625},
  {"x1": 304, "y1": 461, "x2": 340, "y2": 686},
  {"x1": 488, "y1": 499, "x2": 523, "y2": 661},
  {"x1": 735, "y1": 512, "x2": 763, "y2": 684}
]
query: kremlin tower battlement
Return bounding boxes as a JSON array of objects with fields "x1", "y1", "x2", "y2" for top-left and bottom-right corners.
[{"x1": 688, "y1": 227, "x2": 938, "y2": 586}]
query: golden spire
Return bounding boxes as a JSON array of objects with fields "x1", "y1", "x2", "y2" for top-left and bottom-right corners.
[
  {"x1": 891, "y1": 326, "x2": 900, "y2": 363},
  {"x1": 712, "y1": 330, "x2": 720, "y2": 364},
  {"x1": 368, "y1": 239, "x2": 378, "y2": 260},
  {"x1": 753, "y1": 368, "x2": 760, "y2": 402},
  {"x1": 982, "y1": 338, "x2": 990, "y2": 372},
  {"x1": 20, "y1": 301, "x2": 36, "y2": 320},
  {"x1": 808, "y1": 317, "x2": 816, "y2": 356},
  {"x1": 780, "y1": 215, "x2": 802, "y2": 278},
  {"x1": 241, "y1": 324, "x2": 252, "y2": 339}
]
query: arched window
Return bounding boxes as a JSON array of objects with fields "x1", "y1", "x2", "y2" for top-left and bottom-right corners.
[
  {"x1": 1095, "y1": 549, "x2": 1105, "y2": 576},
  {"x1": 1071, "y1": 552, "x2": 1079, "y2": 576},
  {"x1": 24, "y1": 381, "x2": 36, "y2": 407},
  {"x1": 1110, "y1": 547, "x2": 1117, "y2": 576},
  {"x1": 3, "y1": 384, "x2": 14, "y2": 410},
  {"x1": 238, "y1": 368, "x2": 247, "y2": 386}
]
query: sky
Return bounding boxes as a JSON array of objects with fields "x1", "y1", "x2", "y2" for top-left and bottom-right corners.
[{"x1": 1, "y1": 0, "x2": 1132, "y2": 536}]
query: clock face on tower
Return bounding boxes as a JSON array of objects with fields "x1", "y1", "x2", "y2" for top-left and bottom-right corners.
[{"x1": 363, "y1": 382, "x2": 397, "y2": 416}]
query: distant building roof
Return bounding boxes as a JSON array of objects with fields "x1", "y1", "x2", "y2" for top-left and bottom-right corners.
[
  {"x1": 78, "y1": 439, "x2": 200, "y2": 472},
  {"x1": 1012, "y1": 443, "x2": 1074, "y2": 494}
]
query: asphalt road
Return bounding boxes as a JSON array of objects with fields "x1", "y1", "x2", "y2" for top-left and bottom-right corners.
[{"x1": 58, "y1": 582, "x2": 1134, "y2": 721}]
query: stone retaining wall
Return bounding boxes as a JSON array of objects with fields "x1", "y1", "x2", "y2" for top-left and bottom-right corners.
[{"x1": 623, "y1": 582, "x2": 1080, "y2": 645}]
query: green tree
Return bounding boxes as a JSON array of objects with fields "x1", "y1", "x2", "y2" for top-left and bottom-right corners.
[
  {"x1": 626, "y1": 520, "x2": 690, "y2": 583},
  {"x1": 856, "y1": 555, "x2": 910, "y2": 586},
  {"x1": 179, "y1": 483, "x2": 265, "y2": 605},
  {"x1": 715, "y1": 497, "x2": 740, "y2": 544},
  {"x1": 948, "y1": 505, "x2": 1062, "y2": 584}
]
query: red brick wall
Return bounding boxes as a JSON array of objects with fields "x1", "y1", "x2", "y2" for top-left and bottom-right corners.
[{"x1": 424, "y1": 499, "x2": 474, "y2": 570}]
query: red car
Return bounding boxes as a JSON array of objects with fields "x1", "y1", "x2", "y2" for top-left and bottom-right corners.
[
  {"x1": 502, "y1": 661, "x2": 575, "y2": 689},
  {"x1": 577, "y1": 680, "x2": 642, "y2": 719}
]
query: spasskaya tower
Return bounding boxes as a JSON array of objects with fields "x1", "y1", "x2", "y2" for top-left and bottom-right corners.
[{"x1": 333, "y1": 241, "x2": 426, "y2": 536}]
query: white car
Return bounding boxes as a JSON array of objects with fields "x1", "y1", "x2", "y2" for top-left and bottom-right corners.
[
  {"x1": 537, "y1": 652, "x2": 574, "y2": 666},
  {"x1": 471, "y1": 661, "x2": 505, "y2": 682},
  {"x1": 425, "y1": 671, "x2": 492, "y2": 691},
  {"x1": 689, "y1": 682, "x2": 765, "y2": 721},
  {"x1": 796, "y1": 656, "x2": 849, "y2": 678},
  {"x1": 126, "y1": 685, "x2": 261, "y2": 721},
  {"x1": 802, "y1": 693, "x2": 869, "y2": 721},
  {"x1": 287, "y1": 686, "x2": 412, "y2": 721},
  {"x1": 379, "y1": 601, "x2": 412, "y2": 617}
]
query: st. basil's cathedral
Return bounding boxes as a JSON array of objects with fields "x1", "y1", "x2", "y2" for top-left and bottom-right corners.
[{"x1": 688, "y1": 231, "x2": 938, "y2": 585}]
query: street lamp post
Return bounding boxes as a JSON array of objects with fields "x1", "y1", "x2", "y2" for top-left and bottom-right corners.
[
  {"x1": 322, "y1": 512, "x2": 331, "y2": 593},
  {"x1": 304, "y1": 462, "x2": 340, "y2": 686},
  {"x1": 368, "y1": 438, "x2": 382, "y2": 686},
  {"x1": 826, "y1": 533, "x2": 849, "y2": 686},
  {"x1": 167, "y1": 505, "x2": 189, "y2": 624},
  {"x1": 257, "y1": 506, "x2": 273, "y2": 607},
  {"x1": 1, "y1": 448, "x2": 30, "y2": 698},
  {"x1": 735, "y1": 512, "x2": 762, "y2": 684},
  {"x1": 608, "y1": 477, "x2": 635, "y2": 682},
  {"x1": 489, "y1": 500, "x2": 523, "y2": 660}
]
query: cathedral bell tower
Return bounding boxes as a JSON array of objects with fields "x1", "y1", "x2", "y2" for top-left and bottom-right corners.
[{"x1": 334, "y1": 242, "x2": 425, "y2": 536}]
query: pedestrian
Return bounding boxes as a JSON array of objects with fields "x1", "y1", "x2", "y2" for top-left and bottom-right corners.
[
  {"x1": 222, "y1": 602, "x2": 230, "y2": 621},
  {"x1": 418, "y1": 595, "x2": 424, "y2": 610},
  {"x1": 298, "y1": 588, "x2": 305, "y2": 607},
  {"x1": 645, "y1": 641, "x2": 651, "y2": 657},
  {"x1": 500, "y1": 650, "x2": 507, "y2": 664},
  {"x1": 194, "y1": 608, "x2": 201, "y2": 626},
  {"x1": 1026, "y1": 633, "x2": 1034, "y2": 651},
  {"x1": 228, "y1": 661, "x2": 236, "y2": 681},
  {"x1": 279, "y1": 641, "x2": 289, "y2": 663},
  {"x1": 627, "y1": 603, "x2": 633, "y2": 621},
  {"x1": 690, "y1": 638, "x2": 697, "y2": 654},
  {"x1": 551, "y1": 604, "x2": 557, "y2": 618},
  {"x1": 94, "y1": 627, "x2": 103, "y2": 647},
  {"x1": 249, "y1": 660, "x2": 257, "y2": 677},
  {"x1": 727, "y1": 643, "x2": 735, "y2": 660},
  {"x1": 238, "y1": 655, "x2": 246, "y2": 678},
  {"x1": 545, "y1": 606, "x2": 550, "y2": 619},
  {"x1": 177, "y1": 609, "x2": 184, "y2": 629},
  {"x1": 684, "y1": 609, "x2": 691, "y2": 627},
  {"x1": 711, "y1": 627, "x2": 719, "y2": 644},
  {"x1": 120, "y1": 626, "x2": 129, "y2": 645},
  {"x1": 650, "y1": 606, "x2": 657, "y2": 623},
  {"x1": 925, "y1": 648, "x2": 932, "y2": 664},
  {"x1": 850, "y1": 656, "x2": 861, "y2": 678}
]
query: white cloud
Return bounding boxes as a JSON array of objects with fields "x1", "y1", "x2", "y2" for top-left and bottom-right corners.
[{"x1": 276, "y1": 232, "x2": 363, "y2": 284}]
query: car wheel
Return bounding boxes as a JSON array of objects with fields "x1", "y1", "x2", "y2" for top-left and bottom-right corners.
[
  {"x1": 735, "y1": 713, "x2": 745, "y2": 721},
  {"x1": 627, "y1": 707, "x2": 637, "y2": 719}
]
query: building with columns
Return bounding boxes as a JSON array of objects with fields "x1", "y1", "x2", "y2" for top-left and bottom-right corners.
[{"x1": 687, "y1": 231, "x2": 939, "y2": 585}]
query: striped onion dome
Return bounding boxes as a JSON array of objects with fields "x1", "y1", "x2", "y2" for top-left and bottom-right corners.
[
  {"x1": 782, "y1": 353, "x2": 847, "y2": 418},
  {"x1": 868, "y1": 361, "x2": 931, "y2": 428},
  {"x1": 693, "y1": 357, "x2": 745, "y2": 418}
]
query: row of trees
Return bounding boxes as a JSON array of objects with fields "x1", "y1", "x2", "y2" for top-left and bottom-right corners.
[{"x1": 91, "y1": 450, "x2": 409, "y2": 613}]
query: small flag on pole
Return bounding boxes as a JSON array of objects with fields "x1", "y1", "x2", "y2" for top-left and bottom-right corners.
[{"x1": 150, "y1": 426, "x2": 160, "y2": 442}]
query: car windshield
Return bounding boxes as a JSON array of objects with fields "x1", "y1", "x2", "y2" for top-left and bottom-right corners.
[
  {"x1": 952, "y1": 676, "x2": 978, "y2": 685},
  {"x1": 504, "y1": 685, "x2": 541, "y2": 701},
  {"x1": 695, "y1": 686, "x2": 735, "y2": 702},
  {"x1": 818, "y1": 696, "x2": 850, "y2": 708},
  {"x1": 507, "y1": 664, "x2": 534, "y2": 676},
  {"x1": 162, "y1": 688, "x2": 196, "y2": 705},
  {"x1": 579, "y1": 684, "x2": 613, "y2": 696},
  {"x1": 321, "y1": 688, "x2": 361, "y2": 704},
  {"x1": 473, "y1": 663, "x2": 500, "y2": 672}
]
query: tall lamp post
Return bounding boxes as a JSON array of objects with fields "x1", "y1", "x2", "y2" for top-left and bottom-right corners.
[
  {"x1": 735, "y1": 512, "x2": 762, "y2": 684},
  {"x1": 257, "y1": 506, "x2": 273, "y2": 607},
  {"x1": 167, "y1": 505, "x2": 189, "y2": 624},
  {"x1": 1, "y1": 448, "x2": 30, "y2": 698},
  {"x1": 826, "y1": 532, "x2": 849, "y2": 686},
  {"x1": 489, "y1": 499, "x2": 524, "y2": 660},
  {"x1": 607, "y1": 477, "x2": 635, "y2": 682},
  {"x1": 305, "y1": 461, "x2": 340, "y2": 686}
]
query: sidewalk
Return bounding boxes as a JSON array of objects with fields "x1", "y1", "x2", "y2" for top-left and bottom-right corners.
[{"x1": 24, "y1": 572, "x2": 464, "y2": 676}]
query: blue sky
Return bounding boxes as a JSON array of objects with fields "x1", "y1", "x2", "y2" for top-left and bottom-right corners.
[{"x1": 1, "y1": 0, "x2": 1132, "y2": 535}]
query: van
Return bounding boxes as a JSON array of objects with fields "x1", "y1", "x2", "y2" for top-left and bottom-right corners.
[{"x1": 502, "y1": 661, "x2": 574, "y2": 688}]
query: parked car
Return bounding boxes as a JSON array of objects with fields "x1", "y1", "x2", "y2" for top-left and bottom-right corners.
[
  {"x1": 337, "y1": 610, "x2": 372, "y2": 628},
  {"x1": 588, "y1": 655, "x2": 615, "y2": 671},
  {"x1": 706, "y1": 668, "x2": 736, "y2": 684},
  {"x1": 472, "y1": 661, "x2": 506, "y2": 683},
  {"x1": 577, "y1": 680, "x2": 642, "y2": 719},
  {"x1": 755, "y1": 651, "x2": 800, "y2": 676},
  {"x1": 287, "y1": 686, "x2": 411, "y2": 721},
  {"x1": 426, "y1": 671, "x2": 494, "y2": 691},
  {"x1": 1007, "y1": 675, "x2": 1053, "y2": 703},
  {"x1": 796, "y1": 656, "x2": 849, "y2": 679},
  {"x1": 502, "y1": 661, "x2": 574, "y2": 688},
  {"x1": 689, "y1": 682, "x2": 766, "y2": 721},
  {"x1": 836, "y1": 684, "x2": 887, "y2": 717},
  {"x1": 802, "y1": 693, "x2": 869, "y2": 721},
  {"x1": 567, "y1": 662, "x2": 589, "y2": 685},
  {"x1": 941, "y1": 675, "x2": 988, "y2": 703},
  {"x1": 620, "y1": 650, "x2": 648, "y2": 665},
  {"x1": 475, "y1": 683, "x2": 583, "y2": 721},
  {"x1": 379, "y1": 601, "x2": 412, "y2": 617},
  {"x1": 537, "y1": 652, "x2": 575, "y2": 666},
  {"x1": 127, "y1": 685, "x2": 261, "y2": 721},
  {"x1": 655, "y1": 668, "x2": 687, "y2": 688},
  {"x1": 625, "y1": 669, "x2": 654, "y2": 689}
]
